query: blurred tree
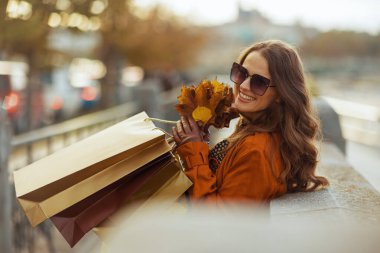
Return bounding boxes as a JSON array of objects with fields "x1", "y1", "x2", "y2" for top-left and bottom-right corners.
[
  {"x1": 1, "y1": 0, "x2": 207, "y2": 111},
  {"x1": 96, "y1": 1, "x2": 207, "y2": 107},
  {"x1": 0, "y1": 0, "x2": 54, "y2": 132},
  {"x1": 301, "y1": 30, "x2": 380, "y2": 58}
]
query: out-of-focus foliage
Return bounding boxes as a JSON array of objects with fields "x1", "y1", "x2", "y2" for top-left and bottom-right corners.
[
  {"x1": 0, "y1": 1, "x2": 53, "y2": 67},
  {"x1": 99, "y1": 1, "x2": 206, "y2": 71},
  {"x1": 94, "y1": 0, "x2": 207, "y2": 107},
  {"x1": 0, "y1": 0, "x2": 208, "y2": 109},
  {"x1": 301, "y1": 30, "x2": 380, "y2": 58},
  {"x1": 0, "y1": 0, "x2": 207, "y2": 70}
]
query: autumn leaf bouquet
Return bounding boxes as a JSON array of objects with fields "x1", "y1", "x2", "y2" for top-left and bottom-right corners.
[
  {"x1": 175, "y1": 79, "x2": 238, "y2": 128},
  {"x1": 146, "y1": 79, "x2": 238, "y2": 130}
]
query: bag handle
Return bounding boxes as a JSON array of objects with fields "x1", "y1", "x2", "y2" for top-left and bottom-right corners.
[{"x1": 144, "y1": 118, "x2": 187, "y2": 171}]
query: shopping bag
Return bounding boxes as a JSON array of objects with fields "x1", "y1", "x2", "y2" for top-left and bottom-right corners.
[
  {"x1": 93, "y1": 160, "x2": 192, "y2": 242},
  {"x1": 50, "y1": 153, "x2": 174, "y2": 247},
  {"x1": 14, "y1": 112, "x2": 171, "y2": 227}
]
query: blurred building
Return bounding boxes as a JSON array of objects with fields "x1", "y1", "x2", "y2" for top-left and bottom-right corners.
[{"x1": 195, "y1": 7, "x2": 319, "y2": 76}]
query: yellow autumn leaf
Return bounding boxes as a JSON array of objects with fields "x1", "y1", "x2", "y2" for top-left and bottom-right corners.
[{"x1": 192, "y1": 106, "x2": 212, "y2": 123}]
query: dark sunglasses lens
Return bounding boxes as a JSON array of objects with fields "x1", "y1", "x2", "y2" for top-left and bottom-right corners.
[
  {"x1": 251, "y1": 75, "x2": 270, "y2": 96},
  {"x1": 230, "y1": 63, "x2": 246, "y2": 85}
]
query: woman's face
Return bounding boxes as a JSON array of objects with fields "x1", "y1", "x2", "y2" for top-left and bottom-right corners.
[{"x1": 234, "y1": 51, "x2": 278, "y2": 114}]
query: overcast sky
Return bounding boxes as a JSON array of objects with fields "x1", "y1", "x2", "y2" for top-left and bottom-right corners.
[{"x1": 135, "y1": 0, "x2": 380, "y2": 34}]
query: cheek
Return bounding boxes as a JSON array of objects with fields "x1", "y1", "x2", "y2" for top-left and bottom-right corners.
[
  {"x1": 233, "y1": 83, "x2": 239, "y2": 96},
  {"x1": 259, "y1": 92, "x2": 277, "y2": 107}
]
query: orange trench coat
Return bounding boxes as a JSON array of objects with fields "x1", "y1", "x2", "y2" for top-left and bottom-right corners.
[{"x1": 176, "y1": 132, "x2": 287, "y2": 205}]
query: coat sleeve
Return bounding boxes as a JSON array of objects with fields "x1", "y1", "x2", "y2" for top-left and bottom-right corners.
[
  {"x1": 175, "y1": 142, "x2": 217, "y2": 200},
  {"x1": 176, "y1": 138, "x2": 280, "y2": 205}
]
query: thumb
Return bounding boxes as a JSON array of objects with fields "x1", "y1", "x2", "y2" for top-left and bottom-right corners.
[{"x1": 197, "y1": 121, "x2": 204, "y2": 128}]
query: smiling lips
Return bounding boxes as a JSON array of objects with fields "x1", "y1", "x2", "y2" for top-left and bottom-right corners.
[{"x1": 239, "y1": 91, "x2": 256, "y2": 102}]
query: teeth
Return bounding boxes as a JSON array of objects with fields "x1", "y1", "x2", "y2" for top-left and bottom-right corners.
[{"x1": 239, "y1": 92, "x2": 255, "y2": 101}]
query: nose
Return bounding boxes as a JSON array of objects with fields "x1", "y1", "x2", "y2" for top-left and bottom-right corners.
[{"x1": 240, "y1": 77, "x2": 251, "y2": 91}]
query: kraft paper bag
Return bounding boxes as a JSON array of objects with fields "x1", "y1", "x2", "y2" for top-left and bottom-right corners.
[
  {"x1": 50, "y1": 153, "x2": 173, "y2": 247},
  {"x1": 93, "y1": 162, "x2": 192, "y2": 243},
  {"x1": 14, "y1": 111, "x2": 171, "y2": 227}
]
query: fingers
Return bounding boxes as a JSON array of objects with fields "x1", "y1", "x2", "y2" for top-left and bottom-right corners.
[
  {"x1": 196, "y1": 120, "x2": 210, "y2": 142},
  {"x1": 176, "y1": 119, "x2": 184, "y2": 137},
  {"x1": 181, "y1": 116, "x2": 192, "y2": 133},
  {"x1": 172, "y1": 127, "x2": 181, "y2": 144},
  {"x1": 187, "y1": 116, "x2": 199, "y2": 133},
  {"x1": 196, "y1": 119, "x2": 208, "y2": 130},
  {"x1": 173, "y1": 116, "x2": 207, "y2": 145}
]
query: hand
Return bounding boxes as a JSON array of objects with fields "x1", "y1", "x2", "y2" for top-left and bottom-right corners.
[
  {"x1": 172, "y1": 116, "x2": 209, "y2": 147},
  {"x1": 197, "y1": 121, "x2": 210, "y2": 143}
]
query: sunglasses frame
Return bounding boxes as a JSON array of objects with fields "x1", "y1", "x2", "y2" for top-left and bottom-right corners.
[{"x1": 230, "y1": 62, "x2": 276, "y2": 96}]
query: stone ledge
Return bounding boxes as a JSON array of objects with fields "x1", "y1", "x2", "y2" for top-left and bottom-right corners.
[{"x1": 270, "y1": 142, "x2": 380, "y2": 222}]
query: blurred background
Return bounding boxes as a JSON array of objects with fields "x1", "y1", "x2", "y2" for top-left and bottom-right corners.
[
  {"x1": 1, "y1": 0, "x2": 379, "y2": 132},
  {"x1": 1, "y1": 0, "x2": 380, "y2": 252}
]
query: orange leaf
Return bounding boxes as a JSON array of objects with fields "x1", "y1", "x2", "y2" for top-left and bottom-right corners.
[{"x1": 175, "y1": 79, "x2": 238, "y2": 128}]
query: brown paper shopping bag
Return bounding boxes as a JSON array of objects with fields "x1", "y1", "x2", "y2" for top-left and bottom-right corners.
[
  {"x1": 93, "y1": 160, "x2": 192, "y2": 243},
  {"x1": 50, "y1": 153, "x2": 174, "y2": 247},
  {"x1": 14, "y1": 112, "x2": 171, "y2": 227}
]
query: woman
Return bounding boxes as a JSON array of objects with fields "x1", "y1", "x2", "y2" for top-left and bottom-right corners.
[{"x1": 172, "y1": 40, "x2": 328, "y2": 205}]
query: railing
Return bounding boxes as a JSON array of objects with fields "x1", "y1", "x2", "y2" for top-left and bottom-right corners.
[
  {"x1": 0, "y1": 104, "x2": 13, "y2": 253},
  {"x1": 322, "y1": 96, "x2": 380, "y2": 148}
]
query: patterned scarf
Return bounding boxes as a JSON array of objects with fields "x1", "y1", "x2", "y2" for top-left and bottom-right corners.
[{"x1": 208, "y1": 139, "x2": 229, "y2": 172}]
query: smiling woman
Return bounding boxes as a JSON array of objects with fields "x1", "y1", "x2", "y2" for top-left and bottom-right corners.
[{"x1": 172, "y1": 40, "x2": 329, "y2": 206}]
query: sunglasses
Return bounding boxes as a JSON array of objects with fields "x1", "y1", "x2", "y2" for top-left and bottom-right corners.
[{"x1": 230, "y1": 62, "x2": 275, "y2": 96}]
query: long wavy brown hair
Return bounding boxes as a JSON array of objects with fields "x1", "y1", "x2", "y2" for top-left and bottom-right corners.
[{"x1": 227, "y1": 40, "x2": 329, "y2": 192}]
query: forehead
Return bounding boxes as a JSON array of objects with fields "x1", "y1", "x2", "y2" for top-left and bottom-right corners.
[{"x1": 242, "y1": 51, "x2": 270, "y2": 78}]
